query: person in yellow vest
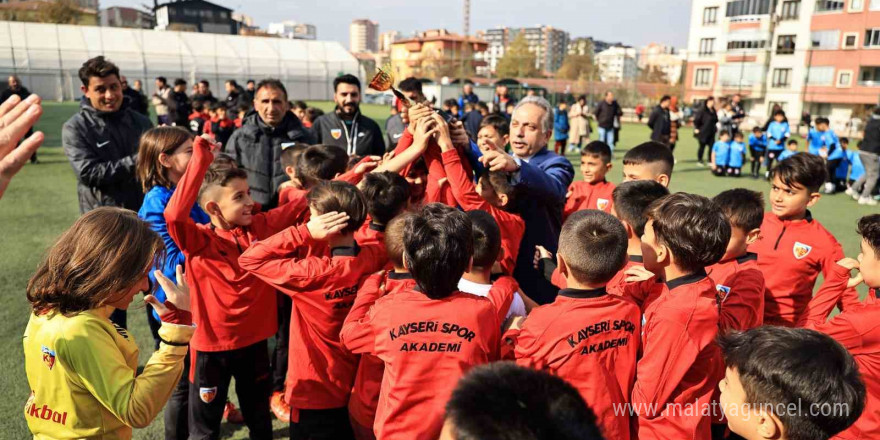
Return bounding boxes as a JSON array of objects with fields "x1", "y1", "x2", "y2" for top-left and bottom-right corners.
[{"x1": 22, "y1": 207, "x2": 194, "y2": 439}]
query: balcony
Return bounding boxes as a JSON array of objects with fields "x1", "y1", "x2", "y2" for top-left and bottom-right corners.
[
  {"x1": 859, "y1": 67, "x2": 880, "y2": 86},
  {"x1": 814, "y1": 0, "x2": 844, "y2": 12}
]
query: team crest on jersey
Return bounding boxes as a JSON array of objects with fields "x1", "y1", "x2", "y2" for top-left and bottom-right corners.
[
  {"x1": 597, "y1": 198, "x2": 610, "y2": 210},
  {"x1": 330, "y1": 128, "x2": 342, "y2": 140},
  {"x1": 41, "y1": 346, "x2": 56, "y2": 370},
  {"x1": 199, "y1": 387, "x2": 217, "y2": 404},
  {"x1": 793, "y1": 242, "x2": 812, "y2": 260},
  {"x1": 716, "y1": 284, "x2": 732, "y2": 303}
]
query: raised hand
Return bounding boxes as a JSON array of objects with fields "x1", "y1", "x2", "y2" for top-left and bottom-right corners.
[
  {"x1": 307, "y1": 211, "x2": 350, "y2": 240},
  {"x1": 0, "y1": 94, "x2": 44, "y2": 199},
  {"x1": 624, "y1": 265, "x2": 655, "y2": 283},
  {"x1": 837, "y1": 258, "x2": 863, "y2": 289},
  {"x1": 533, "y1": 245, "x2": 552, "y2": 270},
  {"x1": 449, "y1": 120, "x2": 469, "y2": 149},
  {"x1": 354, "y1": 155, "x2": 381, "y2": 174},
  {"x1": 406, "y1": 104, "x2": 434, "y2": 133},
  {"x1": 146, "y1": 265, "x2": 191, "y2": 315}
]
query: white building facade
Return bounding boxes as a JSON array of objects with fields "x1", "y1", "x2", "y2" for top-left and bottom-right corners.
[{"x1": 596, "y1": 46, "x2": 638, "y2": 82}]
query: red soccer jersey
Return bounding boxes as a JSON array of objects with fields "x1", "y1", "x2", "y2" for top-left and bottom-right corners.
[
  {"x1": 441, "y1": 149, "x2": 525, "y2": 275},
  {"x1": 393, "y1": 129, "x2": 472, "y2": 206},
  {"x1": 552, "y1": 254, "x2": 643, "y2": 293},
  {"x1": 512, "y1": 288, "x2": 641, "y2": 440},
  {"x1": 812, "y1": 294, "x2": 880, "y2": 440},
  {"x1": 563, "y1": 180, "x2": 616, "y2": 221},
  {"x1": 707, "y1": 252, "x2": 765, "y2": 331},
  {"x1": 348, "y1": 271, "x2": 416, "y2": 433},
  {"x1": 340, "y1": 283, "x2": 501, "y2": 440},
  {"x1": 632, "y1": 273, "x2": 723, "y2": 440},
  {"x1": 238, "y1": 224, "x2": 388, "y2": 410},
  {"x1": 750, "y1": 211, "x2": 858, "y2": 327},
  {"x1": 165, "y1": 137, "x2": 306, "y2": 352},
  {"x1": 355, "y1": 220, "x2": 385, "y2": 247}
]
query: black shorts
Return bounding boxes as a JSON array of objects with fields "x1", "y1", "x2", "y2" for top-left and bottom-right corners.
[
  {"x1": 749, "y1": 147, "x2": 764, "y2": 160},
  {"x1": 290, "y1": 407, "x2": 355, "y2": 440}
]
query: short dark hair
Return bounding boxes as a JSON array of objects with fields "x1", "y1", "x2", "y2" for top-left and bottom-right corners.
[
  {"x1": 226, "y1": 79, "x2": 238, "y2": 87},
  {"x1": 466, "y1": 210, "x2": 501, "y2": 269},
  {"x1": 279, "y1": 142, "x2": 307, "y2": 169},
  {"x1": 611, "y1": 180, "x2": 669, "y2": 236},
  {"x1": 444, "y1": 98, "x2": 459, "y2": 109},
  {"x1": 292, "y1": 100, "x2": 308, "y2": 111},
  {"x1": 445, "y1": 362, "x2": 604, "y2": 440},
  {"x1": 199, "y1": 165, "x2": 248, "y2": 204},
  {"x1": 720, "y1": 327, "x2": 865, "y2": 440},
  {"x1": 210, "y1": 101, "x2": 227, "y2": 112},
  {"x1": 385, "y1": 213, "x2": 412, "y2": 268},
  {"x1": 199, "y1": 80, "x2": 210, "y2": 87},
  {"x1": 476, "y1": 102, "x2": 489, "y2": 112},
  {"x1": 560, "y1": 210, "x2": 627, "y2": 284},
  {"x1": 192, "y1": 99, "x2": 206, "y2": 112},
  {"x1": 787, "y1": 139, "x2": 798, "y2": 147},
  {"x1": 719, "y1": 131, "x2": 731, "y2": 138},
  {"x1": 256, "y1": 78, "x2": 288, "y2": 100},
  {"x1": 733, "y1": 131, "x2": 744, "y2": 139},
  {"x1": 156, "y1": 76, "x2": 167, "y2": 85},
  {"x1": 623, "y1": 142, "x2": 675, "y2": 177},
  {"x1": 361, "y1": 172, "x2": 410, "y2": 225},
  {"x1": 307, "y1": 181, "x2": 367, "y2": 236},
  {"x1": 773, "y1": 108, "x2": 786, "y2": 117},
  {"x1": 646, "y1": 193, "x2": 730, "y2": 273},
  {"x1": 398, "y1": 77, "x2": 423, "y2": 94},
  {"x1": 752, "y1": 126, "x2": 762, "y2": 133},
  {"x1": 815, "y1": 116, "x2": 830, "y2": 125},
  {"x1": 295, "y1": 144, "x2": 349, "y2": 189},
  {"x1": 306, "y1": 107, "x2": 325, "y2": 121},
  {"x1": 581, "y1": 141, "x2": 612, "y2": 164},
  {"x1": 78, "y1": 56, "x2": 120, "y2": 87},
  {"x1": 857, "y1": 214, "x2": 880, "y2": 256},
  {"x1": 247, "y1": 79, "x2": 255, "y2": 85},
  {"x1": 771, "y1": 153, "x2": 827, "y2": 192},
  {"x1": 333, "y1": 74, "x2": 361, "y2": 92},
  {"x1": 173, "y1": 78, "x2": 187, "y2": 87},
  {"x1": 713, "y1": 189, "x2": 764, "y2": 232},
  {"x1": 404, "y1": 204, "x2": 473, "y2": 299},
  {"x1": 479, "y1": 114, "x2": 510, "y2": 137},
  {"x1": 659, "y1": 95, "x2": 671, "y2": 103},
  {"x1": 841, "y1": 137, "x2": 850, "y2": 145},
  {"x1": 477, "y1": 170, "x2": 520, "y2": 212}
]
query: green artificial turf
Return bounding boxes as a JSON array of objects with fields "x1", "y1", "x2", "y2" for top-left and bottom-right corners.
[{"x1": 0, "y1": 101, "x2": 873, "y2": 438}]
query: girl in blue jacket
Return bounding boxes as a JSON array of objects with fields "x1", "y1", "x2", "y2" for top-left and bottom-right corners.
[{"x1": 553, "y1": 103, "x2": 570, "y2": 155}]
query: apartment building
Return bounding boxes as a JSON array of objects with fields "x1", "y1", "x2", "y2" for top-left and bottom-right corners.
[
  {"x1": 479, "y1": 25, "x2": 570, "y2": 74},
  {"x1": 686, "y1": 0, "x2": 880, "y2": 129},
  {"x1": 350, "y1": 19, "x2": 379, "y2": 53},
  {"x1": 596, "y1": 46, "x2": 638, "y2": 82}
]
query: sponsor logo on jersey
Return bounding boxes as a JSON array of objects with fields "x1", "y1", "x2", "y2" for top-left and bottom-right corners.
[
  {"x1": 41, "y1": 346, "x2": 56, "y2": 370},
  {"x1": 200, "y1": 387, "x2": 217, "y2": 404},
  {"x1": 25, "y1": 398, "x2": 68, "y2": 425},
  {"x1": 597, "y1": 198, "x2": 610, "y2": 211},
  {"x1": 793, "y1": 242, "x2": 812, "y2": 260},
  {"x1": 330, "y1": 128, "x2": 342, "y2": 140},
  {"x1": 716, "y1": 284, "x2": 732, "y2": 303}
]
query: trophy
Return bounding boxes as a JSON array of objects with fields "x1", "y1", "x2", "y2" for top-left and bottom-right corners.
[{"x1": 368, "y1": 64, "x2": 410, "y2": 108}]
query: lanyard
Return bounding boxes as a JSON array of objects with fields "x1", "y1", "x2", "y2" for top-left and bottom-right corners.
[{"x1": 340, "y1": 113, "x2": 360, "y2": 155}]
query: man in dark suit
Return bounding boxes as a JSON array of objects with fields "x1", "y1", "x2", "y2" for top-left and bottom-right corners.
[{"x1": 478, "y1": 96, "x2": 575, "y2": 304}]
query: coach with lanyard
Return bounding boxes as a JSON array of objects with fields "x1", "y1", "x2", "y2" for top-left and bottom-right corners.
[{"x1": 312, "y1": 74, "x2": 385, "y2": 157}]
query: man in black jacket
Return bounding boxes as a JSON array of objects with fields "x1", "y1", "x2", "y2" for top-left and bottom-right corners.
[
  {"x1": 594, "y1": 91, "x2": 622, "y2": 150},
  {"x1": 62, "y1": 56, "x2": 152, "y2": 329},
  {"x1": 312, "y1": 74, "x2": 384, "y2": 156},
  {"x1": 224, "y1": 79, "x2": 314, "y2": 208},
  {"x1": 647, "y1": 95, "x2": 672, "y2": 145},
  {"x1": 172, "y1": 78, "x2": 192, "y2": 127},
  {"x1": 852, "y1": 106, "x2": 880, "y2": 205},
  {"x1": 225, "y1": 79, "x2": 248, "y2": 109},
  {"x1": 120, "y1": 75, "x2": 148, "y2": 116},
  {"x1": 1, "y1": 75, "x2": 38, "y2": 163}
]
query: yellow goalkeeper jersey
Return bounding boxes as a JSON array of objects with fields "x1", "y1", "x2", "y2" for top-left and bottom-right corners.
[{"x1": 23, "y1": 305, "x2": 194, "y2": 439}]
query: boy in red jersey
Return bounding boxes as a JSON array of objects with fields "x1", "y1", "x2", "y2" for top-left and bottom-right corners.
[
  {"x1": 718, "y1": 327, "x2": 865, "y2": 440},
  {"x1": 709, "y1": 188, "x2": 766, "y2": 332},
  {"x1": 438, "y1": 114, "x2": 524, "y2": 276},
  {"x1": 806, "y1": 214, "x2": 880, "y2": 440},
  {"x1": 630, "y1": 193, "x2": 731, "y2": 440},
  {"x1": 749, "y1": 153, "x2": 859, "y2": 327},
  {"x1": 537, "y1": 180, "x2": 669, "y2": 310},
  {"x1": 621, "y1": 141, "x2": 675, "y2": 187},
  {"x1": 346, "y1": 214, "x2": 416, "y2": 440},
  {"x1": 508, "y1": 210, "x2": 640, "y2": 440},
  {"x1": 239, "y1": 181, "x2": 387, "y2": 439},
  {"x1": 355, "y1": 171, "x2": 410, "y2": 247},
  {"x1": 563, "y1": 141, "x2": 615, "y2": 220},
  {"x1": 165, "y1": 135, "x2": 306, "y2": 439},
  {"x1": 340, "y1": 204, "x2": 501, "y2": 440}
]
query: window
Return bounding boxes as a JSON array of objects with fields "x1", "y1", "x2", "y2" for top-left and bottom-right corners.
[
  {"x1": 815, "y1": 0, "x2": 845, "y2": 11},
  {"x1": 851, "y1": 0, "x2": 864, "y2": 11},
  {"x1": 772, "y1": 68, "x2": 792, "y2": 87},
  {"x1": 837, "y1": 70, "x2": 853, "y2": 87},
  {"x1": 867, "y1": 29, "x2": 880, "y2": 47},
  {"x1": 694, "y1": 68, "x2": 712, "y2": 87},
  {"x1": 777, "y1": 35, "x2": 796, "y2": 54},
  {"x1": 699, "y1": 38, "x2": 715, "y2": 55},
  {"x1": 806, "y1": 66, "x2": 835, "y2": 85},
  {"x1": 859, "y1": 66, "x2": 880, "y2": 85},
  {"x1": 781, "y1": 0, "x2": 801, "y2": 18},
  {"x1": 843, "y1": 32, "x2": 858, "y2": 48},
  {"x1": 728, "y1": 39, "x2": 768, "y2": 49},
  {"x1": 719, "y1": 64, "x2": 766, "y2": 87},
  {"x1": 219, "y1": 11, "x2": 228, "y2": 19},
  {"x1": 811, "y1": 30, "x2": 840, "y2": 49},
  {"x1": 870, "y1": 0, "x2": 880, "y2": 9},
  {"x1": 726, "y1": 0, "x2": 773, "y2": 16},
  {"x1": 703, "y1": 6, "x2": 718, "y2": 24}
]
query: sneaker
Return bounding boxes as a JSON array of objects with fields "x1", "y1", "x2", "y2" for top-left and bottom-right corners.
[
  {"x1": 854, "y1": 192, "x2": 863, "y2": 201},
  {"x1": 223, "y1": 401, "x2": 245, "y2": 424},
  {"x1": 696, "y1": 161, "x2": 705, "y2": 167},
  {"x1": 270, "y1": 391, "x2": 291, "y2": 423},
  {"x1": 823, "y1": 182, "x2": 835, "y2": 194},
  {"x1": 764, "y1": 171, "x2": 770, "y2": 179},
  {"x1": 845, "y1": 187, "x2": 855, "y2": 196},
  {"x1": 858, "y1": 197, "x2": 878, "y2": 206}
]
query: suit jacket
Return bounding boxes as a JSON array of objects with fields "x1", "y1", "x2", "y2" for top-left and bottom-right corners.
[{"x1": 510, "y1": 148, "x2": 575, "y2": 304}]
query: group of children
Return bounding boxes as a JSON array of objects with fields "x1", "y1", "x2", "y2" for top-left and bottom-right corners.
[{"x1": 117, "y1": 95, "x2": 880, "y2": 440}]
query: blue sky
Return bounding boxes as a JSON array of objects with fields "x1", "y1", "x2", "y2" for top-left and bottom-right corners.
[{"x1": 107, "y1": 0, "x2": 692, "y2": 49}]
